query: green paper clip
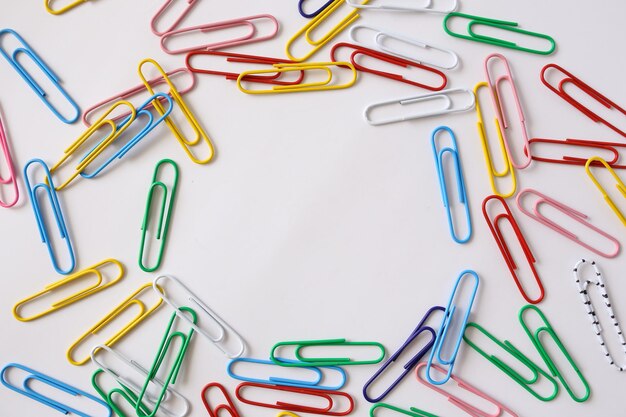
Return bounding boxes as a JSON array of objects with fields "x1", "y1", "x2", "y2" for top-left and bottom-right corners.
[
  {"x1": 270, "y1": 338, "x2": 385, "y2": 367},
  {"x1": 370, "y1": 403, "x2": 439, "y2": 417}
]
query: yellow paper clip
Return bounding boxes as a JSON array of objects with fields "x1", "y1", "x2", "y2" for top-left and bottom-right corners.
[
  {"x1": 286, "y1": 0, "x2": 370, "y2": 62},
  {"x1": 237, "y1": 62, "x2": 357, "y2": 94},
  {"x1": 13, "y1": 259, "x2": 124, "y2": 322},
  {"x1": 585, "y1": 156, "x2": 626, "y2": 226},
  {"x1": 66, "y1": 283, "x2": 163, "y2": 366},
  {"x1": 138, "y1": 58, "x2": 215, "y2": 164},
  {"x1": 49, "y1": 101, "x2": 137, "y2": 191},
  {"x1": 474, "y1": 82, "x2": 517, "y2": 198},
  {"x1": 45, "y1": 0, "x2": 90, "y2": 15}
]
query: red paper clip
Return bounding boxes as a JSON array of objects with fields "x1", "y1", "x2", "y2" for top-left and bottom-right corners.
[
  {"x1": 330, "y1": 42, "x2": 447, "y2": 91},
  {"x1": 202, "y1": 383, "x2": 241, "y2": 417},
  {"x1": 541, "y1": 64, "x2": 626, "y2": 137},
  {"x1": 235, "y1": 382, "x2": 354, "y2": 416},
  {"x1": 528, "y1": 138, "x2": 626, "y2": 169},
  {"x1": 482, "y1": 195, "x2": 544, "y2": 304}
]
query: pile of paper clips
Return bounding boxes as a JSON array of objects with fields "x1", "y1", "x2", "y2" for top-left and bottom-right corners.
[{"x1": 1, "y1": 0, "x2": 625, "y2": 416}]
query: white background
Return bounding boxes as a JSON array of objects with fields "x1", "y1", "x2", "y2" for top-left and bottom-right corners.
[{"x1": 1, "y1": 0, "x2": 625, "y2": 416}]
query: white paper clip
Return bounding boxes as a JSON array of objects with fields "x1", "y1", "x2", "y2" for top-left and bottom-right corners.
[{"x1": 345, "y1": 0, "x2": 458, "y2": 13}]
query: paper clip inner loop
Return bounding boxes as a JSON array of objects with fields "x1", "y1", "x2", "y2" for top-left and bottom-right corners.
[{"x1": 585, "y1": 157, "x2": 626, "y2": 226}]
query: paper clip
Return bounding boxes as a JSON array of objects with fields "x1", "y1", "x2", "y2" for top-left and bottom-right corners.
[
  {"x1": 80, "y1": 94, "x2": 174, "y2": 179},
  {"x1": 299, "y1": 0, "x2": 335, "y2": 18},
  {"x1": 45, "y1": 0, "x2": 90, "y2": 15},
  {"x1": 160, "y1": 15, "x2": 279, "y2": 54},
  {"x1": 330, "y1": 43, "x2": 447, "y2": 90},
  {"x1": 151, "y1": 0, "x2": 199, "y2": 36},
  {"x1": 541, "y1": 64, "x2": 625, "y2": 137},
  {"x1": 139, "y1": 58, "x2": 214, "y2": 164},
  {"x1": 13, "y1": 259, "x2": 123, "y2": 322},
  {"x1": 49, "y1": 101, "x2": 137, "y2": 190},
  {"x1": 529, "y1": 138, "x2": 626, "y2": 169},
  {"x1": 227, "y1": 358, "x2": 346, "y2": 390},
  {"x1": 1, "y1": 363, "x2": 111, "y2": 417},
  {"x1": 363, "y1": 306, "x2": 442, "y2": 403},
  {"x1": 23, "y1": 159, "x2": 75, "y2": 275},
  {"x1": 443, "y1": 13, "x2": 556, "y2": 55},
  {"x1": 519, "y1": 305, "x2": 590, "y2": 402},
  {"x1": 153, "y1": 275, "x2": 247, "y2": 357},
  {"x1": 0, "y1": 29, "x2": 80, "y2": 124},
  {"x1": 573, "y1": 259, "x2": 626, "y2": 371},
  {"x1": 349, "y1": 25, "x2": 459, "y2": 70},
  {"x1": 237, "y1": 61, "x2": 357, "y2": 94},
  {"x1": 416, "y1": 362, "x2": 518, "y2": 417},
  {"x1": 426, "y1": 270, "x2": 479, "y2": 385},
  {"x1": 474, "y1": 82, "x2": 516, "y2": 198},
  {"x1": 431, "y1": 126, "x2": 472, "y2": 244},
  {"x1": 286, "y1": 0, "x2": 370, "y2": 62},
  {"x1": 484, "y1": 53, "x2": 530, "y2": 169},
  {"x1": 271, "y1": 339, "x2": 385, "y2": 367},
  {"x1": 585, "y1": 157, "x2": 626, "y2": 226},
  {"x1": 82, "y1": 68, "x2": 195, "y2": 126},
  {"x1": 235, "y1": 382, "x2": 354, "y2": 416},
  {"x1": 202, "y1": 383, "x2": 241, "y2": 417},
  {"x1": 482, "y1": 195, "x2": 544, "y2": 304},
  {"x1": 67, "y1": 283, "x2": 163, "y2": 366},
  {"x1": 91, "y1": 345, "x2": 190, "y2": 417},
  {"x1": 139, "y1": 159, "x2": 179, "y2": 272},
  {"x1": 516, "y1": 188, "x2": 620, "y2": 258},
  {"x1": 0, "y1": 113, "x2": 19, "y2": 208},
  {"x1": 364, "y1": 88, "x2": 475, "y2": 126},
  {"x1": 346, "y1": 0, "x2": 457, "y2": 13},
  {"x1": 370, "y1": 403, "x2": 438, "y2": 417}
]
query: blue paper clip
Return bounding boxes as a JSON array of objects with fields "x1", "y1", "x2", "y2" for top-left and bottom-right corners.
[
  {"x1": 298, "y1": 0, "x2": 335, "y2": 18},
  {"x1": 23, "y1": 159, "x2": 75, "y2": 275},
  {"x1": 426, "y1": 270, "x2": 479, "y2": 385},
  {"x1": 1, "y1": 363, "x2": 111, "y2": 417},
  {"x1": 80, "y1": 93, "x2": 174, "y2": 179},
  {"x1": 431, "y1": 126, "x2": 472, "y2": 244},
  {"x1": 363, "y1": 306, "x2": 443, "y2": 403},
  {"x1": 227, "y1": 358, "x2": 347, "y2": 391},
  {"x1": 0, "y1": 29, "x2": 80, "y2": 124}
]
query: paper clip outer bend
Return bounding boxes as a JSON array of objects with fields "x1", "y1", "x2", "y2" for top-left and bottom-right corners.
[
  {"x1": 286, "y1": 0, "x2": 370, "y2": 62},
  {"x1": 330, "y1": 43, "x2": 447, "y2": 91},
  {"x1": 370, "y1": 403, "x2": 439, "y2": 417},
  {"x1": 271, "y1": 339, "x2": 385, "y2": 367},
  {"x1": 160, "y1": 15, "x2": 279, "y2": 54},
  {"x1": 346, "y1": 0, "x2": 457, "y2": 13},
  {"x1": 415, "y1": 362, "x2": 518, "y2": 417},
  {"x1": 482, "y1": 195, "x2": 543, "y2": 304},
  {"x1": 431, "y1": 126, "x2": 472, "y2": 244},
  {"x1": 484, "y1": 53, "x2": 530, "y2": 169},
  {"x1": 153, "y1": 275, "x2": 247, "y2": 358},
  {"x1": 151, "y1": 0, "x2": 199, "y2": 36},
  {"x1": 573, "y1": 259, "x2": 626, "y2": 371},
  {"x1": 443, "y1": 13, "x2": 556, "y2": 55},
  {"x1": 515, "y1": 188, "x2": 620, "y2": 258},
  {"x1": 363, "y1": 306, "x2": 442, "y2": 403},
  {"x1": 519, "y1": 305, "x2": 590, "y2": 402},
  {"x1": 13, "y1": 258, "x2": 124, "y2": 322},
  {"x1": 585, "y1": 157, "x2": 626, "y2": 226},
  {"x1": 139, "y1": 58, "x2": 214, "y2": 164},
  {"x1": 1, "y1": 363, "x2": 112, "y2": 417},
  {"x1": 529, "y1": 138, "x2": 626, "y2": 169},
  {"x1": 67, "y1": 283, "x2": 163, "y2": 366},
  {"x1": 0, "y1": 114, "x2": 19, "y2": 208},
  {"x1": 45, "y1": 0, "x2": 90, "y2": 15},
  {"x1": 0, "y1": 29, "x2": 80, "y2": 123},
  {"x1": 541, "y1": 64, "x2": 626, "y2": 137},
  {"x1": 426, "y1": 270, "x2": 479, "y2": 385},
  {"x1": 139, "y1": 159, "x2": 179, "y2": 273},
  {"x1": 202, "y1": 382, "x2": 241, "y2": 417},
  {"x1": 23, "y1": 159, "x2": 76, "y2": 275},
  {"x1": 299, "y1": 0, "x2": 335, "y2": 18}
]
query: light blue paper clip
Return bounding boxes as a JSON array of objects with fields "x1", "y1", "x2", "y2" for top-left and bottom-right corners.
[
  {"x1": 80, "y1": 93, "x2": 174, "y2": 179},
  {"x1": 0, "y1": 29, "x2": 80, "y2": 124},
  {"x1": 227, "y1": 357, "x2": 347, "y2": 391},
  {"x1": 431, "y1": 126, "x2": 472, "y2": 244},
  {"x1": 426, "y1": 269, "x2": 479, "y2": 385},
  {"x1": 23, "y1": 159, "x2": 75, "y2": 275},
  {"x1": 1, "y1": 363, "x2": 111, "y2": 417}
]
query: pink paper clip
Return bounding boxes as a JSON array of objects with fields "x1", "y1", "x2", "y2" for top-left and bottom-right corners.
[
  {"x1": 0, "y1": 113, "x2": 18, "y2": 208},
  {"x1": 160, "y1": 14, "x2": 280, "y2": 55},
  {"x1": 485, "y1": 53, "x2": 531, "y2": 169},
  {"x1": 516, "y1": 188, "x2": 620, "y2": 258},
  {"x1": 81, "y1": 68, "x2": 196, "y2": 126},
  {"x1": 416, "y1": 362, "x2": 518, "y2": 417},
  {"x1": 151, "y1": 0, "x2": 199, "y2": 36}
]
